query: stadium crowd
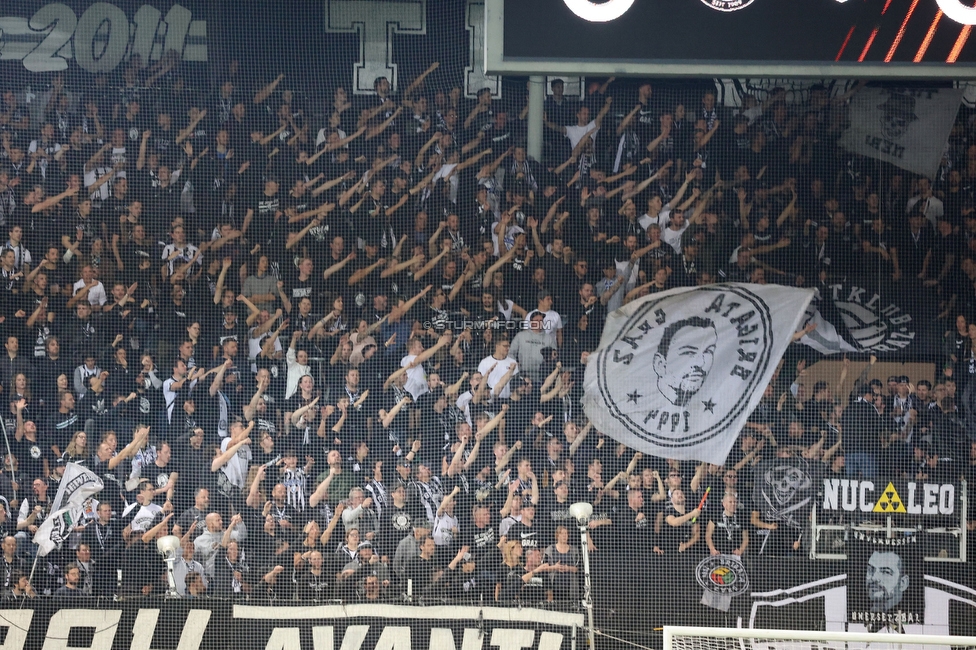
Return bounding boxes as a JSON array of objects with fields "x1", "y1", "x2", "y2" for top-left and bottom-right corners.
[{"x1": 0, "y1": 53, "x2": 975, "y2": 605}]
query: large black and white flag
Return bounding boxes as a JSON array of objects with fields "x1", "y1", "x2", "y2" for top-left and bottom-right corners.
[
  {"x1": 799, "y1": 279, "x2": 936, "y2": 357},
  {"x1": 838, "y1": 87, "x2": 963, "y2": 179},
  {"x1": 582, "y1": 283, "x2": 813, "y2": 465},
  {"x1": 34, "y1": 463, "x2": 103, "y2": 557},
  {"x1": 49, "y1": 462, "x2": 104, "y2": 512},
  {"x1": 752, "y1": 457, "x2": 816, "y2": 530}
]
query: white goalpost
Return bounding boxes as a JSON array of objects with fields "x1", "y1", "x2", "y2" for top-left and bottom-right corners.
[{"x1": 663, "y1": 627, "x2": 976, "y2": 650}]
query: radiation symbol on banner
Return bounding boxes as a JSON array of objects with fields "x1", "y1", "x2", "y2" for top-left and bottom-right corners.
[{"x1": 873, "y1": 482, "x2": 908, "y2": 513}]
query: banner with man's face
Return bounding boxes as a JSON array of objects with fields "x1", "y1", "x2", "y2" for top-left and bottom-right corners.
[
  {"x1": 847, "y1": 530, "x2": 923, "y2": 628},
  {"x1": 582, "y1": 283, "x2": 814, "y2": 464}
]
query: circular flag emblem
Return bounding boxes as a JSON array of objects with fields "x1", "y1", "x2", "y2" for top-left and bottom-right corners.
[
  {"x1": 710, "y1": 566, "x2": 736, "y2": 586},
  {"x1": 700, "y1": 0, "x2": 757, "y2": 11},
  {"x1": 696, "y1": 555, "x2": 749, "y2": 597},
  {"x1": 591, "y1": 285, "x2": 773, "y2": 449}
]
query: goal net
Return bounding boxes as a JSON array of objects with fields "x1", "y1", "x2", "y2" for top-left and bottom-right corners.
[{"x1": 664, "y1": 627, "x2": 976, "y2": 650}]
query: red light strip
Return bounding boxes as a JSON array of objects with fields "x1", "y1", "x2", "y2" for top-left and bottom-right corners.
[
  {"x1": 859, "y1": 27, "x2": 880, "y2": 61},
  {"x1": 885, "y1": 0, "x2": 921, "y2": 62},
  {"x1": 948, "y1": 26, "x2": 972, "y2": 61},
  {"x1": 836, "y1": 26, "x2": 857, "y2": 60},
  {"x1": 914, "y1": 10, "x2": 943, "y2": 61}
]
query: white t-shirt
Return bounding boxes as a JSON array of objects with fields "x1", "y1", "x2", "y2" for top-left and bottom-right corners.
[
  {"x1": 662, "y1": 222, "x2": 689, "y2": 255},
  {"x1": 219, "y1": 437, "x2": 251, "y2": 489},
  {"x1": 456, "y1": 391, "x2": 475, "y2": 426},
  {"x1": 285, "y1": 347, "x2": 310, "y2": 400},
  {"x1": 401, "y1": 354, "x2": 429, "y2": 401},
  {"x1": 72, "y1": 278, "x2": 107, "y2": 306},
  {"x1": 638, "y1": 206, "x2": 671, "y2": 233},
  {"x1": 524, "y1": 309, "x2": 563, "y2": 334},
  {"x1": 129, "y1": 503, "x2": 162, "y2": 533},
  {"x1": 248, "y1": 326, "x2": 282, "y2": 365},
  {"x1": 615, "y1": 256, "x2": 639, "y2": 290},
  {"x1": 565, "y1": 120, "x2": 599, "y2": 150},
  {"x1": 491, "y1": 224, "x2": 524, "y2": 257},
  {"x1": 478, "y1": 354, "x2": 519, "y2": 400},
  {"x1": 163, "y1": 377, "x2": 182, "y2": 423},
  {"x1": 27, "y1": 140, "x2": 61, "y2": 179}
]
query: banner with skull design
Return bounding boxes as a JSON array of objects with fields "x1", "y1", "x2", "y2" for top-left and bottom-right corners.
[
  {"x1": 838, "y1": 87, "x2": 963, "y2": 179},
  {"x1": 751, "y1": 457, "x2": 816, "y2": 530}
]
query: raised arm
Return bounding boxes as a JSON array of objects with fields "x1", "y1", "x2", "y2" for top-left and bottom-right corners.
[
  {"x1": 254, "y1": 74, "x2": 285, "y2": 105},
  {"x1": 402, "y1": 62, "x2": 439, "y2": 99},
  {"x1": 593, "y1": 96, "x2": 613, "y2": 129},
  {"x1": 414, "y1": 133, "x2": 441, "y2": 168},
  {"x1": 543, "y1": 112, "x2": 567, "y2": 136},
  {"x1": 617, "y1": 104, "x2": 643, "y2": 137},
  {"x1": 252, "y1": 308, "x2": 283, "y2": 338},
  {"x1": 493, "y1": 361, "x2": 519, "y2": 397},
  {"x1": 176, "y1": 109, "x2": 208, "y2": 145},
  {"x1": 413, "y1": 245, "x2": 450, "y2": 281},
  {"x1": 365, "y1": 108, "x2": 403, "y2": 140},
  {"x1": 347, "y1": 257, "x2": 386, "y2": 286},
  {"x1": 211, "y1": 425, "x2": 253, "y2": 472},
  {"x1": 569, "y1": 421, "x2": 592, "y2": 456},
  {"x1": 236, "y1": 294, "x2": 262, "y2": 326},
  {"x1": 31, "y1": 185, "x2": 78, "y2": 213}
]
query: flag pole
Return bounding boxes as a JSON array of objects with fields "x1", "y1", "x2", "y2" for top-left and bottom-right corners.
[
  {"x1": 0, "y1": 412, "x2": 18, "y2": 506},
  {"x1": 27, "y1": 553, "x2": 40, "y2": 588}
]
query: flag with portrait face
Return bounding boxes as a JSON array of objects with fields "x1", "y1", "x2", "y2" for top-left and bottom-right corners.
[
  {"x1": 848, "y1": 530, "x2": 923, "y2": 628},
  {"x1": 582, "y1": 283, "x2": 814, "y2": 465}
]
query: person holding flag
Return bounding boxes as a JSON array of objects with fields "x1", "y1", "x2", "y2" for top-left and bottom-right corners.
[{"x1": 33, "y1": 462, "x2": 105, "y2": 559}]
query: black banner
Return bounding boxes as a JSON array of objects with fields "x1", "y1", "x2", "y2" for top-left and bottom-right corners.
[
  {"x1": 3, "y1": 561, "x2": 976, "y2": 649},
  {"x1": 0, "y1": 602, "x2": 582, "y2": 650},
  {"x1": 848, "y1": 531, "x2": 924, "y2": 627},
  {"x1": 802, "y1": 278, "x2": 939, "y2": 359},
  {"x1": 752, "y1": 457, "x2": 818, "y2": 530}
]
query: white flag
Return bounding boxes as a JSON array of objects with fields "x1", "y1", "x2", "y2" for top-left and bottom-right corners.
[
  {"x1": 34, "y1": 463, "x2": 103, "y2": 557},
  {"x1": 33, "y1": 506, "x2": 85, "y2": 557},
  {"x1": 51, "y1": 463, "x2": 104, "y2": 511},
  {"x1": 582, "y1": 283, "x2": 813, "y2": 465},
  {"x1": 838, "y1": 87, "x2": 962, "y2": 179}
]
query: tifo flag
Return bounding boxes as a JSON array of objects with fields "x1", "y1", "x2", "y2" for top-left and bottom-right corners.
[
  {"x1": 51, "y1": 463, "x2": 104, "y2": 512},
  {"x1": 838, "y1": 87, "x2": 962, "y2": 179},
  {"x1": 34, "y1": 463, "x2": 103, "y2": 557},
  {"x1": 34, "y1": 507, "x2": 82, "y2": 557},
  {"x1": 847, "y1": 530, "x2": 923, "y2": 625},
  {"x1": 799, "y1": 279, "x2": 934, "y2": 357},
  {"x1": 751, "y1": 457, "x2": 816, "y2": 530},
  {"x1": 582, "y1": 283, "x2": 813, "y2": 465}
]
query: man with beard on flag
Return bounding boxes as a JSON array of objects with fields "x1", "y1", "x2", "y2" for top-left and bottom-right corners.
[
  {"x1": 33, "y1": 463, "x2": 104, "y2": 558},
  {"x1": 582, "y1": 283, "x2": 813, "y2": 465}
]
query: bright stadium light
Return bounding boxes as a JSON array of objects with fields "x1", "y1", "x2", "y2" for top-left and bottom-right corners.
[
  {"x1": 570, "y1": 502, "x2": 596, "y2": 649},
  {"x1": 156, "y1": 535, "x2": 181, "y2": 598}
]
